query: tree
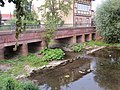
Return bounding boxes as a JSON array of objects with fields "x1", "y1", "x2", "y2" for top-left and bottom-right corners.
[
  {"x1": 39, "y1": 0, "x2": 72, "y2": 47},
  {"x1": 8, "y1": 1, "x2": 39, "y2": 25},
  {"x1": 0, "y1": 0, "x2": 39, "y2": 50},
  {"x1": 23, "y1": 0, "x2": 38, "y2": 23},
  {"x1": 0, "y1": 0, "x2": 28, "y2": 50},
  {"x1": 95, "y1": 0, "x2": 120, "y2": 43}
]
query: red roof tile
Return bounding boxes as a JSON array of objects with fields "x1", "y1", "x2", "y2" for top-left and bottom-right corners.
[{"x1": 1, "y1": 14, "x2": 14, "y2": 20}]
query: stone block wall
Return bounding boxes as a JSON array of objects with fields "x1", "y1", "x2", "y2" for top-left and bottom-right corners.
[{"x1": 0, "y1": 26, "x2": 96, "y2": 59}]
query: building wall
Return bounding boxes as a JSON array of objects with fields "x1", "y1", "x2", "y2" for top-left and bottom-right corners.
[
  {"x1": 32, "y1": 0, "x2": 74, "y2": 25},
  {"x1": 74, "y1": 16, "x2": 91, "y2": 26},
  {"x1": 74, "y1": 0, "x2": 93, "y2": 26},
  {"x1": 32, "y1": 0, "x2": 44, "y2": 23},
  {"x1": 32, "y1": 0, "x2": 93, "y2": 26},
  {"x1": 61, "y1": 6, "x2": 74, "y2": 26}
]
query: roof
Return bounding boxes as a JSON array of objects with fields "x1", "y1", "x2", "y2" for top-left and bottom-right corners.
[{"x1": 1, "y1": 14, "x2": 13, "y2": 20}]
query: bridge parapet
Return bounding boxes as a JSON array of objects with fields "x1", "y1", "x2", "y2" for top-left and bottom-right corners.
[{"x1": 0, "y1": 26, "x2": 96, "y2": 59}]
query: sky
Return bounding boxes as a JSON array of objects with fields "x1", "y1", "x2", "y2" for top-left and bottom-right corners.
[
  {"x1": 0, "y1": 0, "x2": 105, "y2": 14},
  {"x1": 92, "y1": 0, "x2": 106, "y2": 10}
]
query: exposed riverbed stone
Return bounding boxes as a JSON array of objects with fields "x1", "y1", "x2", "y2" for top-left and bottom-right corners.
[
  {"x1": 79, "y1": 70, "x2": 85, "y2": 74},
  {"x1": 86, "y1": 46, "x2": 106, "y2": 54},
  {"x1": 15, "y1": 46, "x2": 106, "y2": 79},
  {"x1": 16, "y1": 75, "x2": 26, "y2": 80},
  {"x1": 0, "y1": 64, "x2": 11, "y2": 71},
  {"x1": 49, "y1": 61, "x2": 64, "y2": 66}
]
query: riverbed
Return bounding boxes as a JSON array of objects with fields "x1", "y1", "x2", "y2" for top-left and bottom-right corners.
[{"x1": 28, "y1": 47, "x2": 120, "y2": 90}]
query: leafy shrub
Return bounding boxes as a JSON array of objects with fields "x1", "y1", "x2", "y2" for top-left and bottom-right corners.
[
  {"x1": 71, "y1": 43, "x2": 83, "y2": 52},
  {"x1": 113, "y1": 43, "x2": 120, "y2": 48},
  {"x1": 21, "y1": 81, "x2": 39, "y2": 90},
  {"x1": 40, "y1": 48, "x2": 65, "y2": 62},
  {"x1": 95, "y1": 0, "x2": 120, "y2": 43},
  {"x1": 1, "y1": 77, "x2": 20, "y2": 90},
  {"x1": 0, "y1": 76, "x2": 39, "y2": 90}
]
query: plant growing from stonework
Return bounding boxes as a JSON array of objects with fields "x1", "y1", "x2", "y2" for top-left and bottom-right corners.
[
  {"x1": 95, "y1": 0, "x2": 120, "y2": 43},
  {"x1": 39, "y1": 48, "x2": 65, "y2": 62},
  {"x1": 71, "y1": 43, "x2": 83, "y2": 52},
  {"x1": 39, "y1": 0, "x2": 72, "y2": 47}
]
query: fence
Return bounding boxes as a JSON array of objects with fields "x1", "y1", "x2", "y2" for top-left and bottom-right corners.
[{"x1": 0, "y1": 23, "x2": 95, "y2": 31}]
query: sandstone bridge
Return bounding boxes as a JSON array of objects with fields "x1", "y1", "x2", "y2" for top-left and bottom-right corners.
[{"x1": 0, "y1": 25, "x2": 96, "y2": 59}]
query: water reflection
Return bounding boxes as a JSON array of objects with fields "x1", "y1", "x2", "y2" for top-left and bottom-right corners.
[
  {"x1": 93, "y1": 48, "x2": 120, "y2": 90},
  {"x1": 28, "y1": 47, "x2": 120, "y2": 90},
  {"x1": 29, "y1": 58, "x2": 92, "y2": 90}
]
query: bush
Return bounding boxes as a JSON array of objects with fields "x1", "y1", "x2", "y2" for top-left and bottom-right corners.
[
  {"x1": 0, "y1": 76, "x2": 39, "y2": 90},
  {"x1": 95, "y1": 0, "x2": 120, "y2": 43},
  {"x1": 1, "y1": 77, "x2": 20, "y2": 90},
  {"x1": 40, "y1": 48, "x2": 65, "y2": 62},
  {"x1": 21, "y1": 81, "x2": 39, "y2": 90},
  {"x1": 71, "y1": 43, "x2": 83, "y2": 52}
]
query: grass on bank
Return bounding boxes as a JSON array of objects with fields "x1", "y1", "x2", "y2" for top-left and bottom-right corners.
[
  {"x1": 0, "y1": 74, "x2": 39, "y2": 90},
  {"x1": 0, "y1": 41, "x2": 120, "y2": 77},
  {"x1": 69, "y1": 40, "x2": 120, "y2": 52},
  {"x1": 0, "y1": 48, "x2": 65, "y2": 76},
  {"x1": 84, "y1": 40, "x2": 110, "y2": 47},
  {"x1": 0, "y1": 54, "x2": 48, "y2": 76},
  {"x1": 85, "y1": 40, "x2": 120, "y2": 48}
]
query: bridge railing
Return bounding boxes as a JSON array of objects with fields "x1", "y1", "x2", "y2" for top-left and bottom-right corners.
[{"x1": 0, "y1": 23, "x2": 95, "y2": 31}]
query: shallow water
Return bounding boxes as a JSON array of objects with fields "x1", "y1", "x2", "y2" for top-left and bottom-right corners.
[{"x1": 29, "y1": 47, "x2": 120, "y2": 90}]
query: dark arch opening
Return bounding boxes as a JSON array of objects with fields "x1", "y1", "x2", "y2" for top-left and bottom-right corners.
[
  {"x1": 4, "y1": 45, "x2": 21, "y2": 59},
  {"x1": 92, "y1": 33, "x2": 96, "y2": 40},
  {"x1": 76, "y1": 35, "x2": 82, "y2": 43},
  {"x1": 85, "y1": 34, "x2": 90, "y2": 42},
  {"x1": 28, "y1": 42, "x2": 41, "y2": 53}
]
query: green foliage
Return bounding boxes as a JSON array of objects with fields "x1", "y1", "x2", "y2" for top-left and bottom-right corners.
[
  {"x1": 116, "y1": 44, "x2": 120, "y2": 48},
  {"x1": 95, "y1": 0, "x2": 120, "y2": 43},
  {"x1": 0, "y1": 54, "x2": 48, "y2": 76},
  {"x1": 112, "y1": 43, "x2": 120, "y2": 48},
  {"x1": 12, "y1": 8, "x2": 39, "y2": 25},
  {"x1": 39, "y1": 0, "x2": 72, "y2": 47},
  {"x1": 0, "y1": 76, "x2": 39, "y2": 90},
  {"x1": 40, "y1": 48, "x2": 65, "y2": 62},
  {"x1": 71, "y1": 43, "x2": 83, "y2": 52},
  {"x1": 21, "y1": 54, "x2": 40, "y2": 62},
  {"x1": 20, "y1": 54, "x2": 48, "y2": 67},
  {"x1": 85, "y1": 41, "x2": 109, "y2": 47},
  {"x1": 21, "y1": 81, "x2": 39, "y2": 90},
  {"x1": 7, "y1": 62, "x2": 26, "y2": 76},
  {"x1": 0, "y1": 0, "x2": 38, "y2": 51},
  {"x1": 6, "y1": 18, "x2": 17, "y2": 25},
  {"x1": 7, "y1": 18, "x2": 39, "y2": 25},
  {"x1": 1, "y1": 77, "x2": 20, "y2": 90},
  {"x1": 15, "y1": 0, "x2": 28, "y2": 39}
]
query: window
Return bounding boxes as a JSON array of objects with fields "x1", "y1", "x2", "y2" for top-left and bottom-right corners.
[
  {"x1": 79, "y1": 18, "x2": 82, "y2": 25},
  {"x1": 77, "y1": 3, "x2": 90, "y2": 11},
  {"x1": 86, "y1": 18, "x2": 90, "y2": 26}
]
